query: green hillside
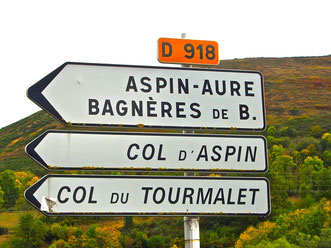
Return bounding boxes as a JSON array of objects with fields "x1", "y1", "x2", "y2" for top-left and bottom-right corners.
[{"x1": 0, "y1": 56, "x2": 330, "y2": 247}]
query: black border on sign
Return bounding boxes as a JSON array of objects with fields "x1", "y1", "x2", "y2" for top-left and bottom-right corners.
[
  {"x1": 27, "y1": 62, "x2": 266, "y2": 131},
  {"x1": 24, "y1": 174, "x2": 271, "y2": 217},
  {"x1": 25, "y1": 129, "x2": 268, "y2": 173}
]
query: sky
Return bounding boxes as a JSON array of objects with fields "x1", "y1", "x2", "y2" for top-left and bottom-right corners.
[{"x1": 0, "y1": 0, "x2": 330, "y2": 129}]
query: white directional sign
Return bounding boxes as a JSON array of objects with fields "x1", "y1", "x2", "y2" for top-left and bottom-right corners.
[
  {"x1": 27, "y1": 62, "x2": 266, "y2": 131},
  {"x1": 25, "y1": 175, "x2": 271, "y2": 216},
  {"x1": 26, "y1": 130, "x2": 268, "y2": 172}
]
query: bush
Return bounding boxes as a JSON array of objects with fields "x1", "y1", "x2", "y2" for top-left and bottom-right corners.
[
  {"x1": 147, "y1": 235, "x2": 165, "y2": 248},
  {"x1": 0, "y1": 226, "x2": 8, "y2": 235}
]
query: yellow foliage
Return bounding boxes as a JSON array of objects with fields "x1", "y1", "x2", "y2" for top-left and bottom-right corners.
[
  {"x1": 15, "y1": 179, "x2": 22, "y2": 187},
  {"x1": 27, "y1": 176, "x2": 39, "y2": 187},
  {"x1": 325, "y1": 200, "x2": 331, "y2": 214},
  {"x1": 235, "y1": 221, "x2": 275, "y2": 248},
  {"x1": 208, "y1": 173, "x2": 221, "y2": 177},
  {"x1": 10, "y1": 137, "x2": 22, "y2": 145},
  {"x1": 95, "y1": 218, "x2": 124, "y2": 247},
  {"x1": 322, "y1": 133, "x2": 331, "y2": 140},
  {"x1": 29, "y1": 128, "x2": 43, "y2": 137}
]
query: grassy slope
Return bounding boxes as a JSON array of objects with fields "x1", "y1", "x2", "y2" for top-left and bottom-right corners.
[{"x1": 0, "y1": 55, "x2": 330, "y2": 174}]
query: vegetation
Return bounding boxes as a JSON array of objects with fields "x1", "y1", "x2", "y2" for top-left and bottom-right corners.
[{"x1": 0, "y1": 55, "x2": 330, "y2": 247}]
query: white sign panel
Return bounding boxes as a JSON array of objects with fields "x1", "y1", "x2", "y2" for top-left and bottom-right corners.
[
  {"x1": 25, "y1": 175, "x2": 271, "y2": 216},
  {"x1": 27, "y1": 62, "x2": 266, "y2": 131},
  {"x1": 26, "y1": 130, "x2": 268, "y2": 172}
]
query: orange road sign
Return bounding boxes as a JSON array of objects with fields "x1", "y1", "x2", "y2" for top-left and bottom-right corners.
[{"x1": 158, "y1": 38, "x2": 219, "y2": 65}]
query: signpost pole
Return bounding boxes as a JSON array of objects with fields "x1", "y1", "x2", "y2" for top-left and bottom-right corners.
[{"x1": 182, "y1": 33, "x2": 200, "y2": 248}]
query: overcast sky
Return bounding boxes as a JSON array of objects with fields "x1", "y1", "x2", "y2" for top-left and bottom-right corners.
[{"x1": 0, "y1": 0, "x2": 330, "y2": 128}]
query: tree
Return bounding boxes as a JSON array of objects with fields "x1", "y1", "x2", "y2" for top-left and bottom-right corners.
[
  {"x1": 311, "y1": 125, "x2": 322, "y2": 138},
  {"x1": 0, "y1": 170, "x2": 19, "y2": 208},
  {"x1": 0, "y1": 185, "x2": 4, "y2": 209},
  {"x1": 267, "y1": 126, "x2": 277, "y2": 137},
  {"x1": 12, "y1": 213, "x2": 47, "y2": 248}
]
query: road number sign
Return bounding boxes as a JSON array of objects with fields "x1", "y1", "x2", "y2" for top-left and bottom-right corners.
[
  {"x1": 27, "y1": 62, "x2": 266, "y2": 131},
  {"x1": 158, "y1": 38, "x2": 219, "y2": 65},
  {"x1": 26, "y1": 130, "x2": 268, "y2": 172},
  {"x1": 25, "y1": 175, "x2": 271, "y2": 216}
]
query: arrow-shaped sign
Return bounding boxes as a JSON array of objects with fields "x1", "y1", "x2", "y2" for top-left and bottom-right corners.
[
  {"x1": 25, "y1": 175, "x2": 271, "y2": 216},
  {"x1": 27, "y1": 62, "x2": 266, "y2": 131},
  {"x1": 26, "y1": 130, "x2": 268, "y2": 172}
]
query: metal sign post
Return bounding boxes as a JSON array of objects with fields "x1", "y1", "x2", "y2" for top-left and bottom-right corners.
[{"x1": 181, "y1": 32, "x2": 200, "y2": 248}]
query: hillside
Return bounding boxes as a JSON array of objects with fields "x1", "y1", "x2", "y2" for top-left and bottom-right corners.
[
  {"x1": 219, "y1": 56, "x2": 331, "y2": 123},
  {"x1": 1, "y1": 55, "x2": 330, "y2": 174}
]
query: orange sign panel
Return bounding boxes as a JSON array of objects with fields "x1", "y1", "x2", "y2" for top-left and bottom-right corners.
[{"x1": 158, "y1": 38, "x2": 219, "y2": 65}]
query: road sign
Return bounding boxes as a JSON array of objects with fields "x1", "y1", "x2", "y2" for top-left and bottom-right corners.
[
  {"x1": 158, "y1": 38, "x2": 219, "y2": 65},
  {"x1": 27, "y1": 62, "x2": 266, "y2": 130},
  {"x1": 25, "y1": 175, "x2": 271, "y2": 216},
  {"x1": 26, "y1": 130, "x2": 268, "y2": 172}
]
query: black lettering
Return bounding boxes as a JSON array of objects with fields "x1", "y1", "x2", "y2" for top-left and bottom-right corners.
[
  {"x1": 222, "y1": 109, "x2": 228, "y2": 119},
  {"x1": 179, "y1": 150, "x2": 187, "y2": 161},
  {"x1": 142, "y1": 144, "x2": 155, "y2": 160},
  {"x1": 215, "y1": 80, "x2": 226, "y2": 95},
  {"x1": 57, "y1": 186, "x2": 70, "y2": 204},
  {"x1": 225, "y1": 146, "x2": 236, "y2": 161},
  {"x1": 227, "y1": 188, "x2": 235, "y2": 205},
  {"x1": 161, "y1": 101, "x2": 172, "y2": 117},
  {"x1": 89, "y1": 99, "x2": 99, "y2": 115},
  {"x1": 102, "y1": 100, "x2": 114, "y2": 115},
  {"x1": 211, "y1": 145, "x2": 222, "y2": 161},
  {"x1": 239, "y1": 104, "x2": 250, "y2": 120},
  {"x1": 245, "y1": 146, "x2": 257, "y2": 162},
  {"x1": 196, "y1": 145, "x2": 208, "y2": 161},
  {"x1": 169, "y1": 78, "x2": 174, "y2": 93},
  {"x1": 132, "y1": 100, "x2": 143, "y2": 116},
  {"x1": 162, "y1": 42, "x2": 172, "y2": 57},
  {"x1": 121, "y1": 193, "x2": 129, "y2": 204},
  {"x1": 245, "y1": 81, "x2": 255, "y2": 96},
  {"x1": 237, "y1": 146, "x2": 242, "y2": 162},
  {"x1": 249, "y1": 188, "x2": 259, "y2": 205},
  {"x1": 176, "y1": 102, "x2": 186, "y2": 118},
  {"x1": 238, "y1": 188, "x2": 247, "y2": 205},
  {"x1": 213, "y1": 109, "x2": 220, "y2": 119},
  {"x1": 157, "y1": 144, "x2": 166, "y2": 161},
  {"x1": 73, "y1": 186, "x2": 86, "y2": 204},
  {"x1": 230, "y1": 81, "x2": 241, "y2": 96},
  {"x1": 178, "y1": 78, "x2": 189, "y2": 94},
  {"x1": 168, "y1": 187, "x2": 180, "y2": 204},
  {"x1": 202, "y1": 79, "x2": 213, "y2": 95},
  {"x1": 153, "y1": 187, "x2": 165, "y2": 204},
  {"x1": 156, "y1": 77, "x2": 167, "y2": 93},
  {"x1": 213, "y1": 188, "x2": 225, "y2": 204},
  {"x1": 142, "y1": 187, "x2": 153, "y2": 204},
  {"x1": 190, "y1": 103, "x2": 201, "y2": 119},
  {"x1": 183, "y1": 188, "x2": 194, "y2": 204},
  {"x1": 147, "y1": 99, "x2": 157, "y2": 117},
  {"x1": 88, "y1": 187, "x2": 97, "y2": 203},
  {"x1": 127, "y1": 144, "x2": 139, "y2": 160},
  {"x1": 110, "y1": 193, "x2": 119, "y2": 203},
  {"x1": 141, "y1": 77, "x2": 152, "y2": 93},
  {"x1": 197, "y1": 188, "x2": 213, "y2": 204},
  {"x1": 116, "y1": 100, "x2": 127, "y2": 116},
  {"x1": 126, "y1": 76, "x2": 138, "y2": 92}
]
